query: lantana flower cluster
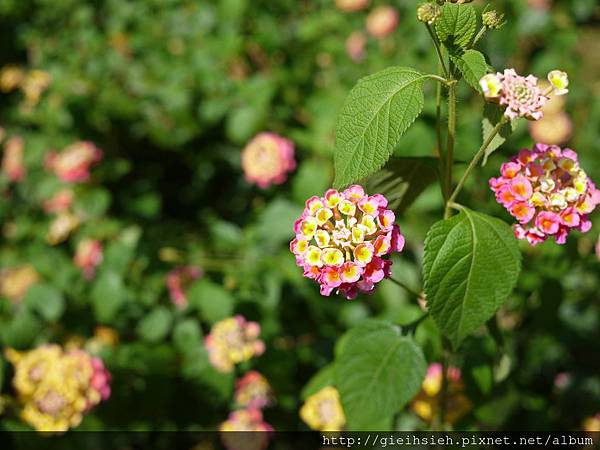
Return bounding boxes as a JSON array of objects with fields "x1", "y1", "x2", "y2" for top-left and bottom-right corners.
[
  {"x1": 234, "y1": 371, "x2": 273, "y2": 410},
  {"x1": 241, "y1": 132, "x2": 295, "y2": 189},
  {"x1": 300, "y1": 386, "x2": 346, "y2": 432},
  {"x1": 1, "y1": 136, "x2": 26, "y2": 182},
  {"x1": 204, "y1": 315, "x2": 265, "y2": 373},
  {"x1": 74, "y1": 239, "x2": 103, "y2": 279},
  {"x1": 45, "y1": 141, "x2": 103, "y2": 183},
  {"x1": 291, "y1": 185, "x2": 405, "y2": 299},
  {"x1": 480, "y1": 69, "x2": 550, "y2": 120},
  {"x1": 166, "y1": 265, "x2": 203, "y2": 308},
  {"x1": 5, "y1": 344, "x2": 111, "y2": 432},
  {"x1": 490, "y1": 143, "x2": 600, "y2": 245},
  {"x1": 410, "y1": 363, "x2": 471, "y2": 425},
  {"x1": 0, "y1": 264, "x2": 40, "y2": 303},
  {"x1": 220, "y1": 408, "x2": 273, "y2": 450}
]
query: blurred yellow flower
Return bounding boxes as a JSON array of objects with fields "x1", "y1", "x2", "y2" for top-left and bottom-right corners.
[
  {"x1": 411, "y1": 363, "x2": 471, "y2": 426},
  {"x1": 300, "y1": 386, "x2": 345, "y2": 432},
  {"x1": 0, "y1": 264, "x2": 39, "y2": 302}
]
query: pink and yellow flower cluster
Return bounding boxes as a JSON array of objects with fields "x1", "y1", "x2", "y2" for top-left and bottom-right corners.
[
  {"x1": 166, "y1": 265, "x2": 203, "y2": 308},
  {"x1": 291, "y1": 185, "x2": 405, "y2": 299},
  {"x1": 5, "y1": 344, "x2": 111, "y2": 432},
  {"x1": 490, "y1": 143, "x2": 600, "y2": 245},
  {"x1": 480, "y1": 69, "x2": 549, "y2": 120},
  {"x1": 205, "y1": 316, "x2": 265, "y2": 373},
  {"x1": 410, "y1": 363, "x2": 471, "y2": 425},
  {"x1": 74, "y1": 239, "x2": 103, "y2": 279},
  {"x1": 221, "y1": 371, "x2": 274, "y2": 450},
  {"x1": 300, "y1": 386, "x2": 346, "y2": 432},
  {"x1": 241, "y1": 132, "x2": 295, "y2": 189},
  {"x1": 234, "y1": 371, "x2": 273, "y2": 410},
  {"x1": 45, "y1": 141, "x2": 103, "y2": 183}
]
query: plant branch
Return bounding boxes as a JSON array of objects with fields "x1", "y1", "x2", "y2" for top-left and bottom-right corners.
[
  {"x1": 471, "y1": 26, "x2": 487, "y2": 48},
  {"x1": 435, "y1": 62, "x2": 445, "y2": 200},
  {"x1": 445, "y1": 116, "x2": 508, "y2": 218},
  {"x1": 425, "y1": 24, "x2": 449, "y2": 78},
  {"x1": 444, "y1": 80, "x2": 457, "y2": 213},
  {"x1": 424, "y1": 73, "x2": 450, "y2": 85},
  {"x1": 389, "y1": 277, "x2": 422, "y2": 299}
]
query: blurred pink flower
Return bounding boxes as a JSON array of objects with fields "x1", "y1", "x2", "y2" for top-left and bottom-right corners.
[
  {"x1": 234, "y1": 371, "x2": 273, "y2": 410},
  {"x1": 45, "y1": 141, "x2": 103, "y2": 183},
  {"x1": 291, "y1": 185, "x2": 405, "y2": 299},
  {"x1": 43, "y1": 188, "x2": 74, "y2": 214},
  {"x1": 336, "y1": 0, "x2": 369, "y2": 12},
  {"x1": 346, "y1": 32, "x2": 367, "y2": 63},
  {"x1": 204, "y1": 315, "x2": 265, "y2": 373},
  {"x1": 490, "y1": 143, "x2": 600, "y2": 245},
  {"x1": 2, "y1": 136, "x2": 26, "y2": 182},
  {"x1": 166, "y1": 265, "x2": 203, "y2": 308},
  {"x1": 220, "y1": 408, "x2": 272, "y2": 450},
  {"x1": 366, "y1": 6, "x2": 399, "y2": 39},
  {"x1": 529, "y1": 112, "x2": 572, "y2": 145},
  {"x1": 241, "y1": 132, "x2": 295, "y2": 189},
  {"x1": 74, "y1": 239, "x2": 103, "y2": 280}
]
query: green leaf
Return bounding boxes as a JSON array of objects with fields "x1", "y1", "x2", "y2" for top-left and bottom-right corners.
[
  {"x1": 335, "y1": 320, "x2": 426, "y2": 430},
  {"x1": 334, "y1": 67, "x2": 425, "y2": 189},
  {"x1": 423, "y1": 208, "x2": 521, "y2": 348},
  {"x1": 187, "y1": 279, "x2": 234, "y2": 324},
  {"x1": 173, "y1": 319, "x2": 203, "y2": 355},
  {"x1": 435, "y1": 3, "x2": 477, "y2": 50},
  {"x1": 365, "y1": 157, "x2": 438, "y2": 213},
  {"x1": 137, "y1": 306, "x2": 173, "y2": 343},
  {"x1": 1, "y1": 310, "x2": 42, "y2": 349},
  {"x1": 301, "y1": 364, "x2": 336, "y2": 400},
  {"x1": 23, "y1": 283, "x2": 65, "y2": 321},
  {"x1": 101, "y1": 226, "x2": 141, "y2": 276},
  {"x1": 481, "y1": 104, "x2": 516, "y2": 165},
  {"x1": 451, "y1": 49, "x2": 487, "y2": 92},
  {"x1": 91, "y1": 271, "x2": 127, "y2": 323}
]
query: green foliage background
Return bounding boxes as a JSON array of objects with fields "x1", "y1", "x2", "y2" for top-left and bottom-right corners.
[{"x1": 0, "y1": 0, "x2": 599, "y2": 434}]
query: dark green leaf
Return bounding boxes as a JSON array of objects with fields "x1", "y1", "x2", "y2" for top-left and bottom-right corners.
[
  {"x1": 452, "y1": 49, "x2": 487, "y2": 92},
  {"x1": 423, "y1": 208, "x2": 521, "y2": 348},
  {"x1": 335, "y1": 320, "x2": 426, "y2": 430},
  {"x1": 137, "y1": 306, "x2": 173, "y2": 343},
  {"x1": 23, "y1": 283, "x2": 65, "y2": 321},
  {"x1": 436, "y1": 3, "x2": 477, "y2": 50},
  {"x1": 334, "y1": 67, "x2": 425, "y2": 188}
]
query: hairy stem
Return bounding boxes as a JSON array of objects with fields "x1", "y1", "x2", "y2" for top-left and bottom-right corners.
[
  {"x1": 439, "y1": 340, "x2": 451, "y2": 429},
  {"x1": 389, "y1": 277, "x2": 422, "y2": 299},
  {"x1": 436, "y1": 63, "x2": 445, "y2": 200},
  {"x1": 445, "y1": 117, "x2": 508, "y2": 217},
  {"x1": 471, "y1": 26, "x2": 487, "y2": 48},
  {"x1": 444, "y1": 80, "x2": 457, "y2": 213},
  {"x1": 426, "y1": 24, "x2": 449, "y2": 78}
]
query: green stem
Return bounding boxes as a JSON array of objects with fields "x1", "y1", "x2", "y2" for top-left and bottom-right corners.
[
  {"x1": 426, "y1": 24, "x2": 449, "y2": 78},
  {"x1": 424, "y1": 74, "x2": 449, "y2": 85},
  {"x1": 444, "y1": 80, "x2": 457, "y2": 215},
  {"x1": 439, "y1": 340, "x2": 451, "y2": 429},
  {"x1": 435, "y1": 63, "x2": 444, "y2": 200},
  {"x1": 401, "y1": 313, "x2": 429, "y2": 335},
  {"x1": 389, "y1": 277, "x2": 422, "y2": 299},
  {"x1": 471, "y1": 26, "x2": 487, "y2": 48},
  {"x1": 444, "y1": 116, "x2": 508, "y2": 217}
]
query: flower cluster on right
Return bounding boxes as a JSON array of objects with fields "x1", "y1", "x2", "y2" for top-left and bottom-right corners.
[{"x1": 490, "y1": 143, "x2": 600, "y2": 245}]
